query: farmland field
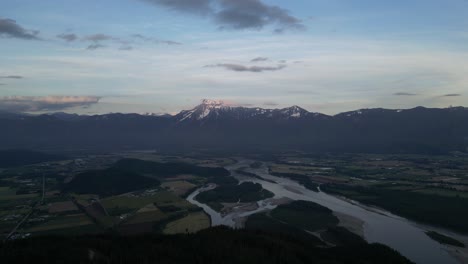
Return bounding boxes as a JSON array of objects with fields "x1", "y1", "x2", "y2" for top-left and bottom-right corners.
[
  {"x1": 163, "y1": 212, "x2": 210, "y2": 234},
  {"x1": 25, "y1": 214, "x2": 94, "y2": 232}
]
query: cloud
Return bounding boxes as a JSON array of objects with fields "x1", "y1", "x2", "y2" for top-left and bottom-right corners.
[
  {"x1": 84, "y1": 33, "x2": 115, "y2": 42},
  {"x1": 119, "y1": 45, "x2": 133, "y2": 51},
  {"x1": 0, "y1": 18, "x2": 40, "y2": 40},
  {"x1": 394, "y1": 92, "x2": 417, "y2": 96},
  {"x1": 215, "y1": 0, "x2": 304, "y2": 31},
  {"x1": 132, "y1": 34, "x2": 151, "y2": 41},
  {"x1": 443, "y1": 93, "x2": 461, "y2": 97},
  {"x1": 140, "y1": 0, "x2": 304, "y2": 31},
  {"x1": 159, "y1": 40, "x2": 182, "y2": 45},
  {"x1": 251, "y1": 57, "x2": 268, "y2": 62},
  {"x1": 87, "y1": 44, "x2": 106, "y2": 50},
  {"x1": 0, "y1": 96, "x2": 101, "y2": 112},
  {"x1": 0, "y1": 75, "x2": 23, "y2": 79},
  {"x1": 131, "y1": 34, "x2": 182, "y2": 45},
  {"x1": 0, "y1": 83, "x2": 5, "y2": 86},
  {"x1": 57, "y1": 33, "x2": 78, "y2": 42},
  {"x1": 206, "y1": 63, "x2": 286, "y2": 72},
  {"x1": 141, "y1": 0, "x2": 213, "y2": 15}
]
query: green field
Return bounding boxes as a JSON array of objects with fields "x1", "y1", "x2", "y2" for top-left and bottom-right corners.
[
  {"x1": 101, "y1": 191, "x2": 195, "y2": 213},
  {"x1": 413, "y1": 188, "x2": 468, "y2": 199},
  {"x1": 124, "y1": 211, "x2": 167, "y2": 225},
  {"x1": 25, "y1": 224, "x2": 102, "y2": 236},
  {"x1": 163, "y1": 212, "x2": 210, "y2": 234},
  {"x1": 0, "y1": 187, "x2": 38, "y2": 201},
  {"x1": 25, "y1": 214, "x2": 94, "y2": 232}
]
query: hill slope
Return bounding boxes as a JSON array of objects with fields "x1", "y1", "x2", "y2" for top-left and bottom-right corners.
[{"x1": 0, "y1": 227, "x2": 413, "y2": 264}]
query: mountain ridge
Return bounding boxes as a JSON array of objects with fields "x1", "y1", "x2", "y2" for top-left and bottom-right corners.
[
  {"x1": 1, "y1": 100, "x2": 467, "y2": 154},
  {"x1": 1, "y1": 99, "x2": 466, "y2": 121}
]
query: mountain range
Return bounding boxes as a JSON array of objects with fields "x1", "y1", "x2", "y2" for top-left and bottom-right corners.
[{"x1": 1, "y1": 99, "x2": 467, "y2": 154}]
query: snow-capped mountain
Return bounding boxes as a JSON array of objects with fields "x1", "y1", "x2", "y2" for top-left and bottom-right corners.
[
  {"x1": 1, "y1": 101, "x2": 468, "y2": 154},
  {"x1": 175, "y1": 99, "x2": 328, "y2": 122},
  {"x1": 176, "y1": 99, "x2": 232, "y2": 121}
]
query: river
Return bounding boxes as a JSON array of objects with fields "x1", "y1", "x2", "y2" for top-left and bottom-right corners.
[{"x1": 187, "y1": 160, "x2": 467, "y2": 264}]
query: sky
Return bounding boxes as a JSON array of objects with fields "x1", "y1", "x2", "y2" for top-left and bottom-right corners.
[{"x1": 1, "y1": 0, "x2": 468, "y2": 115}]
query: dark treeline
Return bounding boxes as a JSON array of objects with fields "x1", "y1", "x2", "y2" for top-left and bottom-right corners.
[
  {"x1": 0, "y1": 227, "x2": 413, "y2": 264},
  {"x1": 113, "y1": 159, "x2": 230, "y2": 178},
  {"x1": 65, "y1": 159, "x2": 231, "y2": 196},
  {"x1": 322, "y1": 184, "x2": 468, "y2": 234},
  {"x1": 65, "y1": 168, "x2": 160, "y2": 196},
  {"x1": 196, "y1": 182, "x2": 274, "y2": 204}
]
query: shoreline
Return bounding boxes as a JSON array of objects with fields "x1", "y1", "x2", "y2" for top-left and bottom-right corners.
[{"x1": 334, "y1": 211, "x2": 364, "y2": 237}]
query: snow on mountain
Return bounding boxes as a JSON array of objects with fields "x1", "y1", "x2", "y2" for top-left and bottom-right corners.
[
  {"x1": 177, "y1": 99, "x2": 232, "y2": 121},
  {"x1": 280, "y1": 105, "x2": 308, "y2": 118},
  {"x1": 175, "y1": 99, "x2": 326, "y2": 123}
]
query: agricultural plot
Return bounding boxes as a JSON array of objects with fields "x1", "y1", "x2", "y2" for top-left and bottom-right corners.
[
  {"x1": 124, "y1": 210, "x2": 167, "y2": 225},
  {"x1": 24, "y1": 214, "x2": 96, "y2": 233},
  {"x1": 163, "y1": 212, "x2": 210, "y2": 234},
  {"x1": 48, "y1": 201, "x2": 79, "y2": 214},
  {"x1": 162, "y1": 181, "x2": 196, "y2": 196},
  {"x1": 101, "y1": 191, "x2": 195, "y2": 212},
  {"x1": 0, "y1": 187, "x2": 38, "y2": 201}
]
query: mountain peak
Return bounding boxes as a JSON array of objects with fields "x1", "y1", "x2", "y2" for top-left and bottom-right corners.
[
  {"x1": 281, "y1": 105, "x2": 309, "y2": 118},
  {"x1": 201, "y1": 99, "x2": 225, "y2": 107},
  {"x1": 177, "y1": 99, "x2": 231, "y2": 121}
]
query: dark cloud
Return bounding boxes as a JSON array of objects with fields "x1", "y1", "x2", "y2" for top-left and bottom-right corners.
[
  {"x1": 273, "y1": 28, "x2": 284, "y2": 34},
  {"x1": 443, "y1": 94, "x2": 461, "y2": 97},
  {"x1": 264, "y1": 101, "x2": 279, "y2": 106},
  {"x1": 84, "y1": 34, "x2": 115, "y2": 42},
  {"x1": 119, "y1": 45, "x2": 133, "y2": 51},
  {"x1": 57, "y1": 33, "x2": 78, "y2": 42},
  {"x1": 140, "y1": 0, "x2": 304, "y2": 32},
  {"x1": 394, "y1": 92, "x2": 417, "y2": 96},
  {"x1": 206, "y1": 63, "x2": 286, "y2": 72},
  {"x1": 0, "y1": 83, "x2": 5, "y2": 86},
  {"x1": 251, "y1": 57, "x2": 268, "y2": 62},
  {"x1": 0, "y1": 75, "x2": 23, "y2": 79},
  {"x1": 215, "y1": 0, "x2": 304, "y2": 31},
  {"x1": 0, "y1": 96, "x2": 101, "y2": 112},
  {"x1": 0, "y1": 18, "x2": 40, "y2": 40},
  {"x1": 87, "y1": 44, "x2": 106, "y2": 50},
  {"x1": 141, "y1": 0, "x2": 213, "y2": 15}
]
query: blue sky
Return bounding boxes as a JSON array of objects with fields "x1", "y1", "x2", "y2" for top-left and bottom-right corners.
[{"x1": 1, "y1": 0, "x2": 467, "y2": 114}]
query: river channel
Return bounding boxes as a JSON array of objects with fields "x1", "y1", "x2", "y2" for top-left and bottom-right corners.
[{"x1": 187, "y1": 160, "x2": 466, "y2": 264}]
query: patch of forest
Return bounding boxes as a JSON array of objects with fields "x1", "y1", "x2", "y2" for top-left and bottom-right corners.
[{"x1": 0, "y1": 226, "x2": 413, "y2": 264}]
